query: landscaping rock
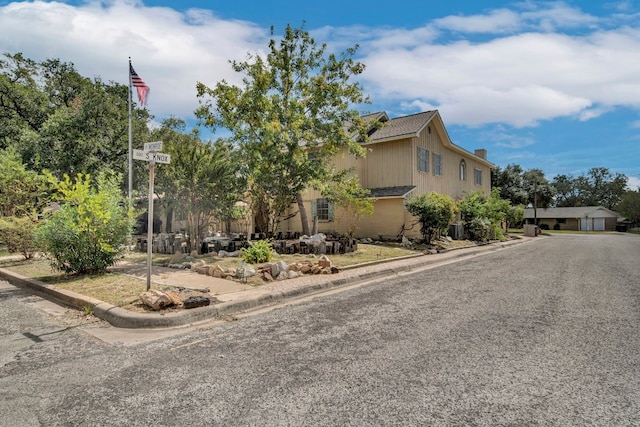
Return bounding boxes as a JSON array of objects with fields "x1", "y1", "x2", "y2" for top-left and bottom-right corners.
[
  {"x1": 318, "y1": 255, "x2": 332, "y2": 268},
  {"x1": 183, "y1": 295, "x2": 211, "y2": 309},
  {"x1": 236, "y1": 262, "x2": 256, "y2": 279},
  {"x1": 139, "y1": 289, "x2": 173, "y2": 310},
  {"x1": 263, "y1": 270, "x2": 273, "y2": 281},
  {"x1": 163, "y1": 290, "x2": 183, "y2": 306},
  {"x1": 271, "y1": 260, "x2": 289, "y2": 277}
]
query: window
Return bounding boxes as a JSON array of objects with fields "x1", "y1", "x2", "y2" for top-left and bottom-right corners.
[
  {"x1": 474, "y1": 168, "x2": 482, "y2": 185},
  {"x1": 311, "y1": 198, "x2": 334, "y2": 221},
  {"x1": 459, "y1": 160, "x2": 466, "y2": 181},
  {"x1": 417, "y1": 147, "x2": 429, "y2": 172},
  {"x1": 433, "y1": 153, "x2": 442, "y2": 176}
]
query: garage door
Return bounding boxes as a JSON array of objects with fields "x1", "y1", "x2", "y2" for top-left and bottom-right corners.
[
  {"x1": 580, "y1": 218, "x2": 590, "y2": 231},
  {"x1": 593, "y1": 218, "x2": 605, "y2": 231}
]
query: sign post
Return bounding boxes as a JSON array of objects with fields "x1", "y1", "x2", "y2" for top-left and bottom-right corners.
[{"x1": 133, "y1": 141, "x2": 170, "y2": 290}]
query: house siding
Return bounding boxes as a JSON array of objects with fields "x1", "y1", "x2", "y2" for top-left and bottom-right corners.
[{"x1": 280, "y1": 111, "x2": 493, "y2": 239}]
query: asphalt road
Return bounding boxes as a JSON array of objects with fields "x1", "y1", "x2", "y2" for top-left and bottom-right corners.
[{"x1": 1, "y1": 233, "x2": 639, "y2": 426}]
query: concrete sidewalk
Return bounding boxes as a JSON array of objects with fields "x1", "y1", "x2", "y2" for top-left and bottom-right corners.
[{"x1": 0, "y1": 237, "x2": 535, "y2": 329}]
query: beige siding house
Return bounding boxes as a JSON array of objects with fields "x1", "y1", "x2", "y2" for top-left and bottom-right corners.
[{"x1": 281, "y1": 110, "x2": 494, "y2": 239}]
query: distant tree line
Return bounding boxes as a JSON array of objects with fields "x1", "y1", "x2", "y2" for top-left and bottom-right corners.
[{"x1": 492, "y1": 164, "x2": 640, "y2": 225}]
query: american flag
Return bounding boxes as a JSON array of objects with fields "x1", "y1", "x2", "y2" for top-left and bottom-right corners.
[{"x1": 129, "y1": 62, "x2": 150, "y2": 107}]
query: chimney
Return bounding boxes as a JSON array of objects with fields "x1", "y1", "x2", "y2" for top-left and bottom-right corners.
[{"x1": 474, "y1": 149, "x2": 487, "y2": 159}]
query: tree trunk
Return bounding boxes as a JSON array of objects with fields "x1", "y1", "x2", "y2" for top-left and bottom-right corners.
[
  {"x1": 165, "y1": 205, "x2": 173, "y2": 233},
  {"x1": 297, "y1": 192, "x2": 310, "y2": 236}
]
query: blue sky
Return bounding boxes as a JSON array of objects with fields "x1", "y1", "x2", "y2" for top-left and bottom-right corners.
[{"x1": 1, "y1": 0, "x2": 640, "y2": 188}]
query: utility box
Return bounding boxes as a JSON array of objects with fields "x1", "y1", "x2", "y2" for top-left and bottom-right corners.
[
  {"x1": 524, "y1": 224, "x2": 538, "y2": 237},
  {"x1": 448, "y1": 224, "x2": 464, "y2": 240}
]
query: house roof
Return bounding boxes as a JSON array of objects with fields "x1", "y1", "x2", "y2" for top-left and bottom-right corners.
[
  {"x1": 366, "y1": 185, "x2": 416, "y2": 198},
  {"x1": 362, "y1": 110, "x2": 494, "y2": 169},
  {"x1": 368, "y1": 111, "x2": 437, "y2": 142},
  {"x1": 523, "y1": 206, "x2": 622, "y2": 219}
]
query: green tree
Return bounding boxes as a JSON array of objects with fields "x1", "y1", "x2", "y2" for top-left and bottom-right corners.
[
  {"x1": 552, "y1": 167, "x2": 627, "y2": 209},
  {"x1": 0, "y1": 150, "x2": 50, "y2": 216},
  {"x1": 153, "y1": 119, "x2": 245, "y2": 252},
  {"x1": 196, "y1": 24, "x2": 374, "y2": 235},
  {"x1": 317, "y1": 175, "x2": 374, "y2": 237},
  {"x1": 491, "y1": 164, "x2": 528, "y2": 206},
  {"x1": 523, "y1": 168, "x2": 554, "y2": 223},
  {"x1": 37, "y1": 172, "x2": 135, "y2": 274},
  {"x1": 405, "y1": 192, "x2": 456, "y2": 243},
  {"x1": 1, "y1": 53, "x2": 150, "y2": 188},
  {"x1": 616, "y1": 189, "x2": 640, "y2": 225}
]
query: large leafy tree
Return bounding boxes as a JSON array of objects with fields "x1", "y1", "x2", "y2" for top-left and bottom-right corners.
[
  {"x1": 491, "y1": 164, "x2": 528, "y2": 206},
  {"x1": 195, "y1": 24, "x2": 373, "y2": 235},
  {"x1": 616, "y1": 189, "x2": 640, "y2": 225},
  {"x1": 152, "y1": 119, "x2": 245, "y2": 252},
  {"x1": 0, "y1": 53, "x2": 150, "y2": 188},
  {"x1": 552, "y1": 167, "x2": 627, "y2": 209},
  {"x1": 522, "y1": 168, "x2": 555, "y2": 224}
]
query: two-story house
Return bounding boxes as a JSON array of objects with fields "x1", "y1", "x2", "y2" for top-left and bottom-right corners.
[{"x1": 280, "y1": 110, "x2": 494, "y2": 239}]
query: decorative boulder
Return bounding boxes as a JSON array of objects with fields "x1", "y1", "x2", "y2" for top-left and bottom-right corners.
[
  {"x1": 318, "y1": 255, "x2": 332, "y2": 268},
  {"x1": 236, "y1": 262, "x2": 256, "y2": 279},
  {"x1": 139, "y1": 289, "x2": 173, "y2": 310},
  {"x1": 183, "y1": 296, "x2": 211, "y2": 309},
  {"x1": 270, "y1": 261, "x2": 289, "y2": 277}
]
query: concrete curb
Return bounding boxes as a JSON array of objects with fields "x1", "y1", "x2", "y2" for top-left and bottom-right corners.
[{"x1": 0, "y1": 237, "x2": 532, "y2": 328}]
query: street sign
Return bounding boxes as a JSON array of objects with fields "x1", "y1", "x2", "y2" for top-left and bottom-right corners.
[
  {"x1": 133, "y1": 149, "x2": 171, "y2": 164},
  {"x1": 144, "y1": 141, "x2": 163, "y2": 152}
]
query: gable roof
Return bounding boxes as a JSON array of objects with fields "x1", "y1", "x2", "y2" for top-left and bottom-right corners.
[
  {"x1": 524, "y1": 206, "x2": 622, "y2": 219},
  {"x1": 367, "y1": 111, "x2": 437, "y2": 143},
  {"x1": 362, "y1": 110, "x2": 494, "y2": 169},
  {"x1": 366, "y1": 185, "x2": 416, "y2": 199}
]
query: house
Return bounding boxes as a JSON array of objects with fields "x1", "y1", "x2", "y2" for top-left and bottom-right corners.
[
  {"x1": 280, "y1": 110, "x2": 494, "y2": 239},
  {"x1": 523, "y1": 206, "x2": 624, "y2": 231}
]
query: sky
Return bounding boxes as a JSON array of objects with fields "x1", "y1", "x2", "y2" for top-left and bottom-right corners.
[{"x1": 1, "y1": 0, "x2": 640, "y2": 189}]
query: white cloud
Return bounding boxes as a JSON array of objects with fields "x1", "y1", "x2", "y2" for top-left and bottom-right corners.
[
  {"x1": 0, "y1": 0, "x2": 268, "y2": 120},
  {"x1": 3, "y1": 0, "x2": 640, "y2": 133},
  {"x1": 627, "y1": 176, "x2": 640, "y2": 190},
  {"x1": 433, "y1": 9, "x2": 521, "y2": 34}
]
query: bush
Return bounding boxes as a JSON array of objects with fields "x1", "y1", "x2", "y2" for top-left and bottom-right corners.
[
  {"x1": 405, "y1": 192, "x2": 456, "y2": 243},
  {"x1": 0, "y1": 216, "x2": 40, "y2": 259},
  {"x1": 36, "y1": 173, "x2": 135, "y2": 274},
  {"x1": 467, "y1": 217, "x2": 491, "y2": 241},
  {"x1": 241, "y1": 240, "x2": 273, "y2": 264}
]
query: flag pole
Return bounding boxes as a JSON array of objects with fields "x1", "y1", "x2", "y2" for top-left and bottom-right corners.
[{"x1": 128, "y1": 57, "x2": 133, "y2": 201}]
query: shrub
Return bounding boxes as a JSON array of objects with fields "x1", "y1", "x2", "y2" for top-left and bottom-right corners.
[
  {"x1": 241, "y1": 239, "x2": 273, "y2": 264},
  {"x1": 405, "y1": 192, "x2": 456, "y2": 243},
  {"x1": 0, "y1": 215, "x2": 40, "y2": 259},
  {"x1": 467, "y1": 217, "x2": 491, "y2": 241},
  {"x1": 36, "y1": 173, "x2": 135, "y2": 274}
]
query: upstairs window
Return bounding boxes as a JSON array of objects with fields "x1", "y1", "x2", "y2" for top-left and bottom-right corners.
[
  {"x1": 433, "y1": 153, "x2": 442, "y2": 176},
  {"x1": 474, "y1": 168, "x2": 483, "y2": 185},
  {"x1": 417, "y1": 147, "x2": 429, "y2": 173},
  {"x1": 460, "y1": 160, "x2": 466, "y2": 181}
]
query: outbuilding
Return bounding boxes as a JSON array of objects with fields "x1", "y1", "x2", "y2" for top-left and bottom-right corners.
[{"x1": 524, "y1": 206, "x2": 624, "y2": 231}]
